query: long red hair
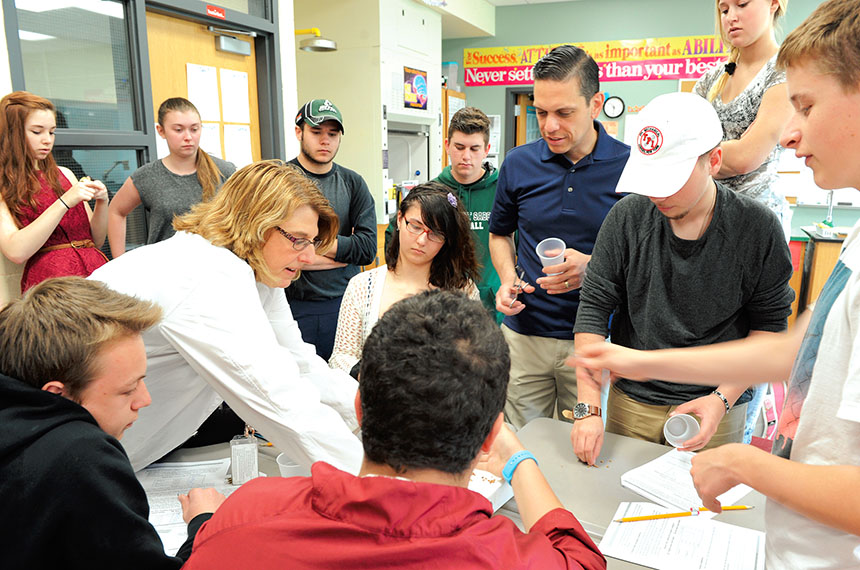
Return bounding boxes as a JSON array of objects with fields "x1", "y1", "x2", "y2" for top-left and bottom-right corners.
[{"x1": 0, "y1": 91, "x2": 63, "y2": 226}]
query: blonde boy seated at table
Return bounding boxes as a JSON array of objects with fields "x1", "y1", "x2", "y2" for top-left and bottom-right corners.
[
  {"x1": 0, "y1": 277, "x2": 224, "y2": 569},
  {"x1": 185, "y1": 291, "x2": 605, "y2": 570},
  {"x1": 572, "y1": 2, "x2": 860, "y2": 565}
]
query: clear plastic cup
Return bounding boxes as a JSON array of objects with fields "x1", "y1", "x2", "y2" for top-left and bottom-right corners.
[
  {"x1": 663, "y1": 414, "x2": 700, "y2": 448},
  {"x1": 536, "y1": 237, "x2": 566, "y2": 275},
  {"x1": 276, "y1": 453, "x2": 311, "y2": 477}
]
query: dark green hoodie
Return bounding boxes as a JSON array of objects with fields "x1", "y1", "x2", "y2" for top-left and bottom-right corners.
[{"x1": 385, "y1": 164, "x2": 502, "y2": 323}]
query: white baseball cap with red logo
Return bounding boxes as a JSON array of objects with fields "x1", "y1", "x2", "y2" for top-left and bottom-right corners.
[{"x1": 615, "y1": 92, "x2": 724, "y2": 198}]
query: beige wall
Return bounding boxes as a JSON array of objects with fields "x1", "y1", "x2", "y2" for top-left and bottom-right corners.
[
  {"x1": 294, "y1": 0, "x2": 443, "y2": 223},
  {"x1": 294, "y1": 0, "x2": 383, "y2": 219},
  {"x1": 279, "y1": 0, "x2": 299, "y2": 160}
]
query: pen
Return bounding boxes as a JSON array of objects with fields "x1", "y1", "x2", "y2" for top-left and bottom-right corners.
[
  {"x1": 252, "y1": 432, "x2": 273, "y2": 446},
  {"x1": 613, "y1": 505, "x2": 755, "y2": 522}
]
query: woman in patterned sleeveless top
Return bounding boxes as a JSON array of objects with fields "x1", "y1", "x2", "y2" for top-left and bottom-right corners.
[{"x1": 695, "y1": 0, "x2": 793, "y2": 239}]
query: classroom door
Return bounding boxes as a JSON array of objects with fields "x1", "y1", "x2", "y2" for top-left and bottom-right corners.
[
  {"x1": 514, "y1": 92, "x2": 540, "y2": 147},
  {"x1": 145, "y1": 11, "x2": 261, "y2": 165}
]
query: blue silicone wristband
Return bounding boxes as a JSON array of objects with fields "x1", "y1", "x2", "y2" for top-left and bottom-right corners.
[{"x1": 502, "y1": 450, "x2": 537, "y2": 484}]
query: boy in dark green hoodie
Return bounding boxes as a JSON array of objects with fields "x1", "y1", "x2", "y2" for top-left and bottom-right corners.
[{"x1": 386, "y1": 107, "x2": 502, "y2": 322}]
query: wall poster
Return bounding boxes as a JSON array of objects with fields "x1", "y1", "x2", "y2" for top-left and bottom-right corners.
[{"x1": 404, "y1": 66, "x2": 428, "y2": 110}]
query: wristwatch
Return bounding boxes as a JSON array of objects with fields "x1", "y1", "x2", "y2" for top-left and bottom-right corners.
[{"x1": 573, "y1": 402, "x2": 602, "y2": 420}]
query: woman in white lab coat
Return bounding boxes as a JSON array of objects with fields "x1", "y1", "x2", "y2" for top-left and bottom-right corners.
[{"x1": 90, "y1": 160, "x2": 363, "y2": 474}]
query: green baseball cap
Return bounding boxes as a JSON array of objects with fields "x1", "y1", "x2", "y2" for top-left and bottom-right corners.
[{"x1": 295, "y1": 99, "x2": 344, "y2": 133}]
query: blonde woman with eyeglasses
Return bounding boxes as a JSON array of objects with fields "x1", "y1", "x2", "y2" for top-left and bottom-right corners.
[
  {"x1": 89, "y1": 160, "x2": 363, "y2": 474},
  {"x1": 329, "y1": 182, "x2": 480, "y2": 377}
]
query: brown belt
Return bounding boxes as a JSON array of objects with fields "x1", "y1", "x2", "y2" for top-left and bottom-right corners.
[
  {"x1": 38, "y1": 240, "x2": 109, "y2": 262},
  {"x1": 38, "y1": 239, "x2": 97, "y2": 253}
]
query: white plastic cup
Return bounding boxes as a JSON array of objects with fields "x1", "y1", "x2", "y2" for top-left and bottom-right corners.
[
  {"x1": 663, "y1": 414, "x2": 700, "y2": 448},
  {"x1": 536, "y1": 237, "x2": 566, "y2": 275},
  {"x1": 276, "y1": 453, "x2": 311, "y2": 477}
]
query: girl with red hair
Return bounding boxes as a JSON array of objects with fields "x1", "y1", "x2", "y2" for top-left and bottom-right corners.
[{"x1": 0, "y1": 91, "x2": 108, "y2": 292}]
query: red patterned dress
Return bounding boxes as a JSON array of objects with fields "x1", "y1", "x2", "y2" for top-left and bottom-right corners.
[{"x1": 17, "y1": 170, "x2": 106, "y2": 292}]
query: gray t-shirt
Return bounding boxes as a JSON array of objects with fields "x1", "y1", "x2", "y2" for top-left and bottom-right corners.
[
  {"x1": 285, "y1": 159, "x2": 377, "y2": 301},
  {"x1": 131, "y1": 156, "x2": 235, "y2": 244},
  {"x1": 574, "y1": 183, "x2": 794, "y2": 405},
  {"x1": 695, "y1": 56, "x2": 790, "y2": 226}
]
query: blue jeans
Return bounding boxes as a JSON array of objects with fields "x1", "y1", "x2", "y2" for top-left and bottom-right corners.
[{"x1": 288, "y1": 296, "x2": 343, "y2": 361}]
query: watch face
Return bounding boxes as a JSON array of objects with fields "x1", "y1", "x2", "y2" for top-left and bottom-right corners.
[
  {"x1": 604, "y1": 96, "x2": 624, "y2": 119},
  {"x1": 573, "y1": 402, "x2": 590, "y2": 419}
]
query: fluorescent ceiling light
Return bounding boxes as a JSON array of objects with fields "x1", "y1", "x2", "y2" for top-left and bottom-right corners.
[
  {"x1": 15, "y1": 0, "x2": 124, "y2": 20},
  {"x1": 19, "y1": 30, "x2": 56, "y2": 41}
]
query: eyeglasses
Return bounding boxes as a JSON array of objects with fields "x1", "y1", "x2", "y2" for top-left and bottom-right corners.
[
  {"x1": 404, "y1": 219, "x2": 445, "y2": 244},
  {"x1": 274, "y1": 226, "x2": 322, "y2": 251}
]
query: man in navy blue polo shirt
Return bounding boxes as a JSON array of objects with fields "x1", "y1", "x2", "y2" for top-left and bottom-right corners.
[{"x1": 489, "y1": 45, "x2": 629, "y2": 429}]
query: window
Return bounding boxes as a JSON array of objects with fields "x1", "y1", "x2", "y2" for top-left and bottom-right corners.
[
  {"x1": 54, "y1": 147, "x2": 146, "y2": 255},
  {"x1": 218, "y1": 0, "x2": 268, "y2": 19},
  {"x1": 16, "y1": 0, "x2": 136, "y2": 131}
]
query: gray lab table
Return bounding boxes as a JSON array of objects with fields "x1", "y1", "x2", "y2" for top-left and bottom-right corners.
[
  {"x1": 499, "y1": 417, "x2": 766, "y2": 569},
  {"x1": 152, "y1": 420, "x2": 766, "y2": 569}
]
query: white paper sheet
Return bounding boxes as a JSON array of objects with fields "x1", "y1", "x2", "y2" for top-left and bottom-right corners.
[
  {"x1": 223, "y1": 124, "x2": 253, "y2": 167},
  {"x1": 154, "y1": 122, "x2": 169, "y2": 159},
  {"x1": 186, "y1": 64, "x2": 221, "y2": 122},
  {"x1": 620, "y1": 449, "x2": 751, "y2": 514},
  {"x1": 137, "y1": 458, "x2": 231, "y2": 493},
  {"x1": 447, "y1": 93, "x2": 466, "y2": 116},
  {"x1": 600, "y1": 502, "x2": 765, "y2": 570},
  {"x1": 200, "y1": 122, "x2": 223, "y2": 159},
  {"x1": 137, "y1": 459, "x2": 237, "y2": 556},
  {"x1": 468, "y1": 469, "x2": 513, "y2": 512},
  {"x1": 219, "y1": 68, "x2": 251, "y2": 124}
]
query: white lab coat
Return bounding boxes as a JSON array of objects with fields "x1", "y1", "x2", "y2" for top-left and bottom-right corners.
[{"x1": 90, "y1": 231, "x2": 362, "y2": 473}]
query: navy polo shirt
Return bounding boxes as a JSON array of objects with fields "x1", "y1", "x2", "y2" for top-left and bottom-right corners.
[{"x1": 489, "y1": 121, "x2": 629, "y2": 339}]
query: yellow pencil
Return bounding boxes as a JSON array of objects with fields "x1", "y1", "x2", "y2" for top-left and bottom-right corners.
[{"x1": 613, "y1": 505, "x2": 755, "y2": 523}]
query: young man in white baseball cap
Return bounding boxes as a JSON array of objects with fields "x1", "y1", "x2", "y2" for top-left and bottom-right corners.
[
  {"x1": 571, "y1": 3, "x2": 860, "y2": 565},
  {"x1": 569, "y1": 91, "x2": 794, "y2": 465}
]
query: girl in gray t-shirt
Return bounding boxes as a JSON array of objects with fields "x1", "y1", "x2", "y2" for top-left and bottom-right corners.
[{"x1": 107, "y1": 97, "x2": 235, "y2": 257}]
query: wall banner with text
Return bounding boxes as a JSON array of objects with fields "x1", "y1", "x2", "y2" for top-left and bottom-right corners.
[{"x1": 463, "y1": 35, "x2": 729, "y2": 87}]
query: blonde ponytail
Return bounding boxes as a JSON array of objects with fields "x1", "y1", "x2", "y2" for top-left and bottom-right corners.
[
  {"x1": 707, "y1": 46, "x2": 739, "y2": 102},
  {"x1": 195, "y1": 149, "x2": 224, "y2": 201}
]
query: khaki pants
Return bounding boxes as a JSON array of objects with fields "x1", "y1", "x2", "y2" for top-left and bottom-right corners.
[
  {"x1": 606, "y1": 384, "x2": 747, "y2": 449},
  {"x1": 502, "y1": 325, "x2": 578, "y2": 429}
]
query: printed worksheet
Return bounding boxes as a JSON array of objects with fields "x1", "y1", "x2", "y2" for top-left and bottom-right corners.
[
  {"x1": 137, "y1": 459, "x2": 237, "y2": 555},
  {"x1": 621, "y1": 449, "x2": 751, "y2": 514},
  {"x1": 600, "y1": 502, "x2": 765, "y2": 570}
]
